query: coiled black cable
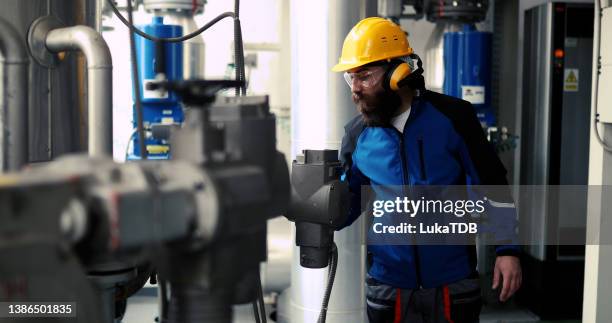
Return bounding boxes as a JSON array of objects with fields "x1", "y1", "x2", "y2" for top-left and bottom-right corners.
[{"x1": 233, "y1": 0, "x2": 246, "y2": 96}]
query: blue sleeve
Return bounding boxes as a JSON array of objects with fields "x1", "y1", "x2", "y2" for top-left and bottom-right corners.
[{"x1": 336, "y1": 163, "x2": 370, "y2": 230}]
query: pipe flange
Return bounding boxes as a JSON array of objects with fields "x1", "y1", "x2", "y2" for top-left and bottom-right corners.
[{"x1": 27, "y1": 16, "x2": 66, "y2": 68}]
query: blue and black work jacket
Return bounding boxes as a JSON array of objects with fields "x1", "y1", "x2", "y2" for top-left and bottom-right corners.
[{"x1": 338, "y1": 90, "x2": 519, "y2": 289}]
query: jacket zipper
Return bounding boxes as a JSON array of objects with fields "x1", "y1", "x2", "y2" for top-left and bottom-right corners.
[
  {"x1": 418, "y1": 137, "x2": 427, "y2": 181},
  {"x1": 393, "y1": 129, "x2": 423, "y2": 289}
]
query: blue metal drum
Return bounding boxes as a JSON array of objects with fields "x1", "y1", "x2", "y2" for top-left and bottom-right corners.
[{"x1": 443, "y1": 24, "x2": 494, "y2": 128}]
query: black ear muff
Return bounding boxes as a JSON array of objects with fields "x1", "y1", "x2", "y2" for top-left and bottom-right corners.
[
  {"x1": 389, "y1": 63, "x2": 411, "y2": 91},
  {"x1": 396, "y1": 54, "x2": 425, "y2": 92},
  {"x1": 383, "y1": 60, "x2": 412, "y2": 91},
  {"x1": 383, "y1": 55, "x2": 426, "y2": 92}
]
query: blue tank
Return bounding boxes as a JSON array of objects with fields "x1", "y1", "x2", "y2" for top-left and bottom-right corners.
[
  {"x1": 443, "y1": 24, "x2": 494, "y2": 128},
  {"x1": 129, "y1": 16, "x2": 183, "y2": 160}
]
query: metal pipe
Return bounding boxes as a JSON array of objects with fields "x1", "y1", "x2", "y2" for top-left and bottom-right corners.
[
  {"x1": 151, "y1": 10, "x2": 207, "y2": 79},
  {"x1": 0, "y1": 18, "x2": 29, "y2": 171},
  {"x1": 46, "y1": 26, "x2": 113, "y2": 156},
  {"x1": 281, "y1": 0, "x2": 370, "y2": 322}
]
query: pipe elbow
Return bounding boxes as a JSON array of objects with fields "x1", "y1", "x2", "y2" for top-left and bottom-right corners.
[{"x1": 46, "y1": 26, "x2": 112, "y2": 69}]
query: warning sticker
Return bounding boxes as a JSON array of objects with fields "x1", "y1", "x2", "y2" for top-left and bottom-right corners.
[
  {"x1": 564, "y1": 69, "x2": 579, "y2": 92},
  {"x1": 461, "y1": 86, "x2": 485, "y2": 104}
]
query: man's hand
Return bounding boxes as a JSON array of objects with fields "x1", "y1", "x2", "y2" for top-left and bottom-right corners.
[{"x1": 492, "y1": 256, "x2": 522, "y2": 302}]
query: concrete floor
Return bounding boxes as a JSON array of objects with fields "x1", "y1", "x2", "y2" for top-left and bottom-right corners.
[
  {"x1": 121, "y1": 293, "x2": 579, "y2": 323},
  {"x1": 122, "y1": 295, "x2": 274, "y2": 323}
]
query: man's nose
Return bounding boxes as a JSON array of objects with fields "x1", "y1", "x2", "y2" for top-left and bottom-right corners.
[{"x1": 351, "y1": 79, "x2": 363, "y2": 94}]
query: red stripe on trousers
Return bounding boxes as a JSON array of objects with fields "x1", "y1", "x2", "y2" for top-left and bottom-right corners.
[
  {"x1": 394, "y1": 288, "x2": 401, "y2": 323},
  {"x1": 443, "y1": 285, "x2": 454, "y2": 323}
]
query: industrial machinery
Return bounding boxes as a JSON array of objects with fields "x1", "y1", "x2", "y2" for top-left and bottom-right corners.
[
  {"x1": 126, "y1": 0, "x2": 210, "y2": 160},
  {"x1": 377, "y1": 0, "x2": 517, "y2": 152},
  {"x1": 518, "y1": 2, "x2": 594, "y2": 319},
  {"x1": 288, "y1": 150, "x2": 348, "y2": 269},
  {"x1": 128, "y1": 16, "x2": 184, "y2": 160},
  {"x1": 0, "y1": 0, "x2": 283, "y2": 322},
  {"x1": 9, "y1": 0, "x2": 606, "y2": 322},
  {"x1": 285, "y1": 150, "x2": 349, "y2": 322},
  {"x1": 442, "y1": 24, "x2": 493, "y2": 127},
  {"x1": 0, "y1": 80, "x2": 290, "y2": 323},
  {"x1": 112, "y1": 0, "x2": 244, "y2": 160},
  {"x1": 422, "y1": 0, "x2": 493, "y2": 130},
  {"x1": 141, "y1": 0, "x2": 207, "y2": 80}
]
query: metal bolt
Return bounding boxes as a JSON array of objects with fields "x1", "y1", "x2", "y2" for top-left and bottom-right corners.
[
  {"x1": 194, "y1": 182, "x2": 205, "y2": 191},
  {"x1": 59, "y1": 199, "x2": 87, "y2": 242},
  {"x1": 110, "y1": 168, "x2": 122, "y2": 183}
]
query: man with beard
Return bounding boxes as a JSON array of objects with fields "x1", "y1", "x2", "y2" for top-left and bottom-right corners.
[{"x1": 332, "y1": 18, "x2": 522, "y2": 323}]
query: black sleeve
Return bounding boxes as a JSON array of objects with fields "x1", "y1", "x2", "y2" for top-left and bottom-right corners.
[
  {"x1": 424, "y1": 91, "x2": 520, "y2": 256},
  {"x1": 423, "y1": 91, "x2": 512, "y2": 201}
]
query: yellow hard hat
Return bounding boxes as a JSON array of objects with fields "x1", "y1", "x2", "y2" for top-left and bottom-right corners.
[{"x1": 332, "y1": 17, "x2": 414, "y2": 72}]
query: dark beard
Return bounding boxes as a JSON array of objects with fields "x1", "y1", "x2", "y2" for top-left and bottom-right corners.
[{"x1": 354, "y1": 88, "x2": 402, "y2": 127}]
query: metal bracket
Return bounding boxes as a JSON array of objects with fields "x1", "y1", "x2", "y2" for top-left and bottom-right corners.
[{"x1": 27, "y1": 16, "x2": 66, "y2": 68}]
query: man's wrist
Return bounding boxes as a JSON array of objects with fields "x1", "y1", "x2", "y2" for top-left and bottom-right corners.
[{"x1": 495, "y1": 248, "x2": 521, "y2": 257}]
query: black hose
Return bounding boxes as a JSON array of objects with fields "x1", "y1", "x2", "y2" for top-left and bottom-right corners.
[
  {"x1": 317, "y1": 242, "x2": 338, "y2": 323},
  {"x1": 126, "y1": 0, "x2": 147, "y2": 159},
  {"x1": 251, "y1": 271, "x2": 266, "y2": 323},
  {"x1": 252, "y1": 300, "x2": 261, "y2": 323},
  {"x1": 107, "y1": 0, "x2": 235, "y2": 43},
  {"x1": 159, "y1": 279, "x2": 168, "y2": 322},
  {"x1": 234, "y1": 19, "x2": 241, "y2": 96},
  {"x1": 236, "y1": 21, "x2": 246, "y2": 96},
  {"x1": 233, "y1": 0, "x2": 246, "y2": 96},
  {"x1": 256, "y1": 275, "x2": 267, "y2": 323}
]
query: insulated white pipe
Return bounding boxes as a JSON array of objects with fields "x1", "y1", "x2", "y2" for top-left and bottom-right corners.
[{"x1": 281, "y1": 0, "x2": 370, "y2": 322}]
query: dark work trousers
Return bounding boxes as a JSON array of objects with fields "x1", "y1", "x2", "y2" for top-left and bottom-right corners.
[{"x1": 366, "y1": 274, "x2": 482, "y2": 323}]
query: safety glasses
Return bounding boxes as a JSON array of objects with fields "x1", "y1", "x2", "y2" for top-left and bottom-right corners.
[{"x1": 343, "y1": 66, "x2": 386, "y2": 90}]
